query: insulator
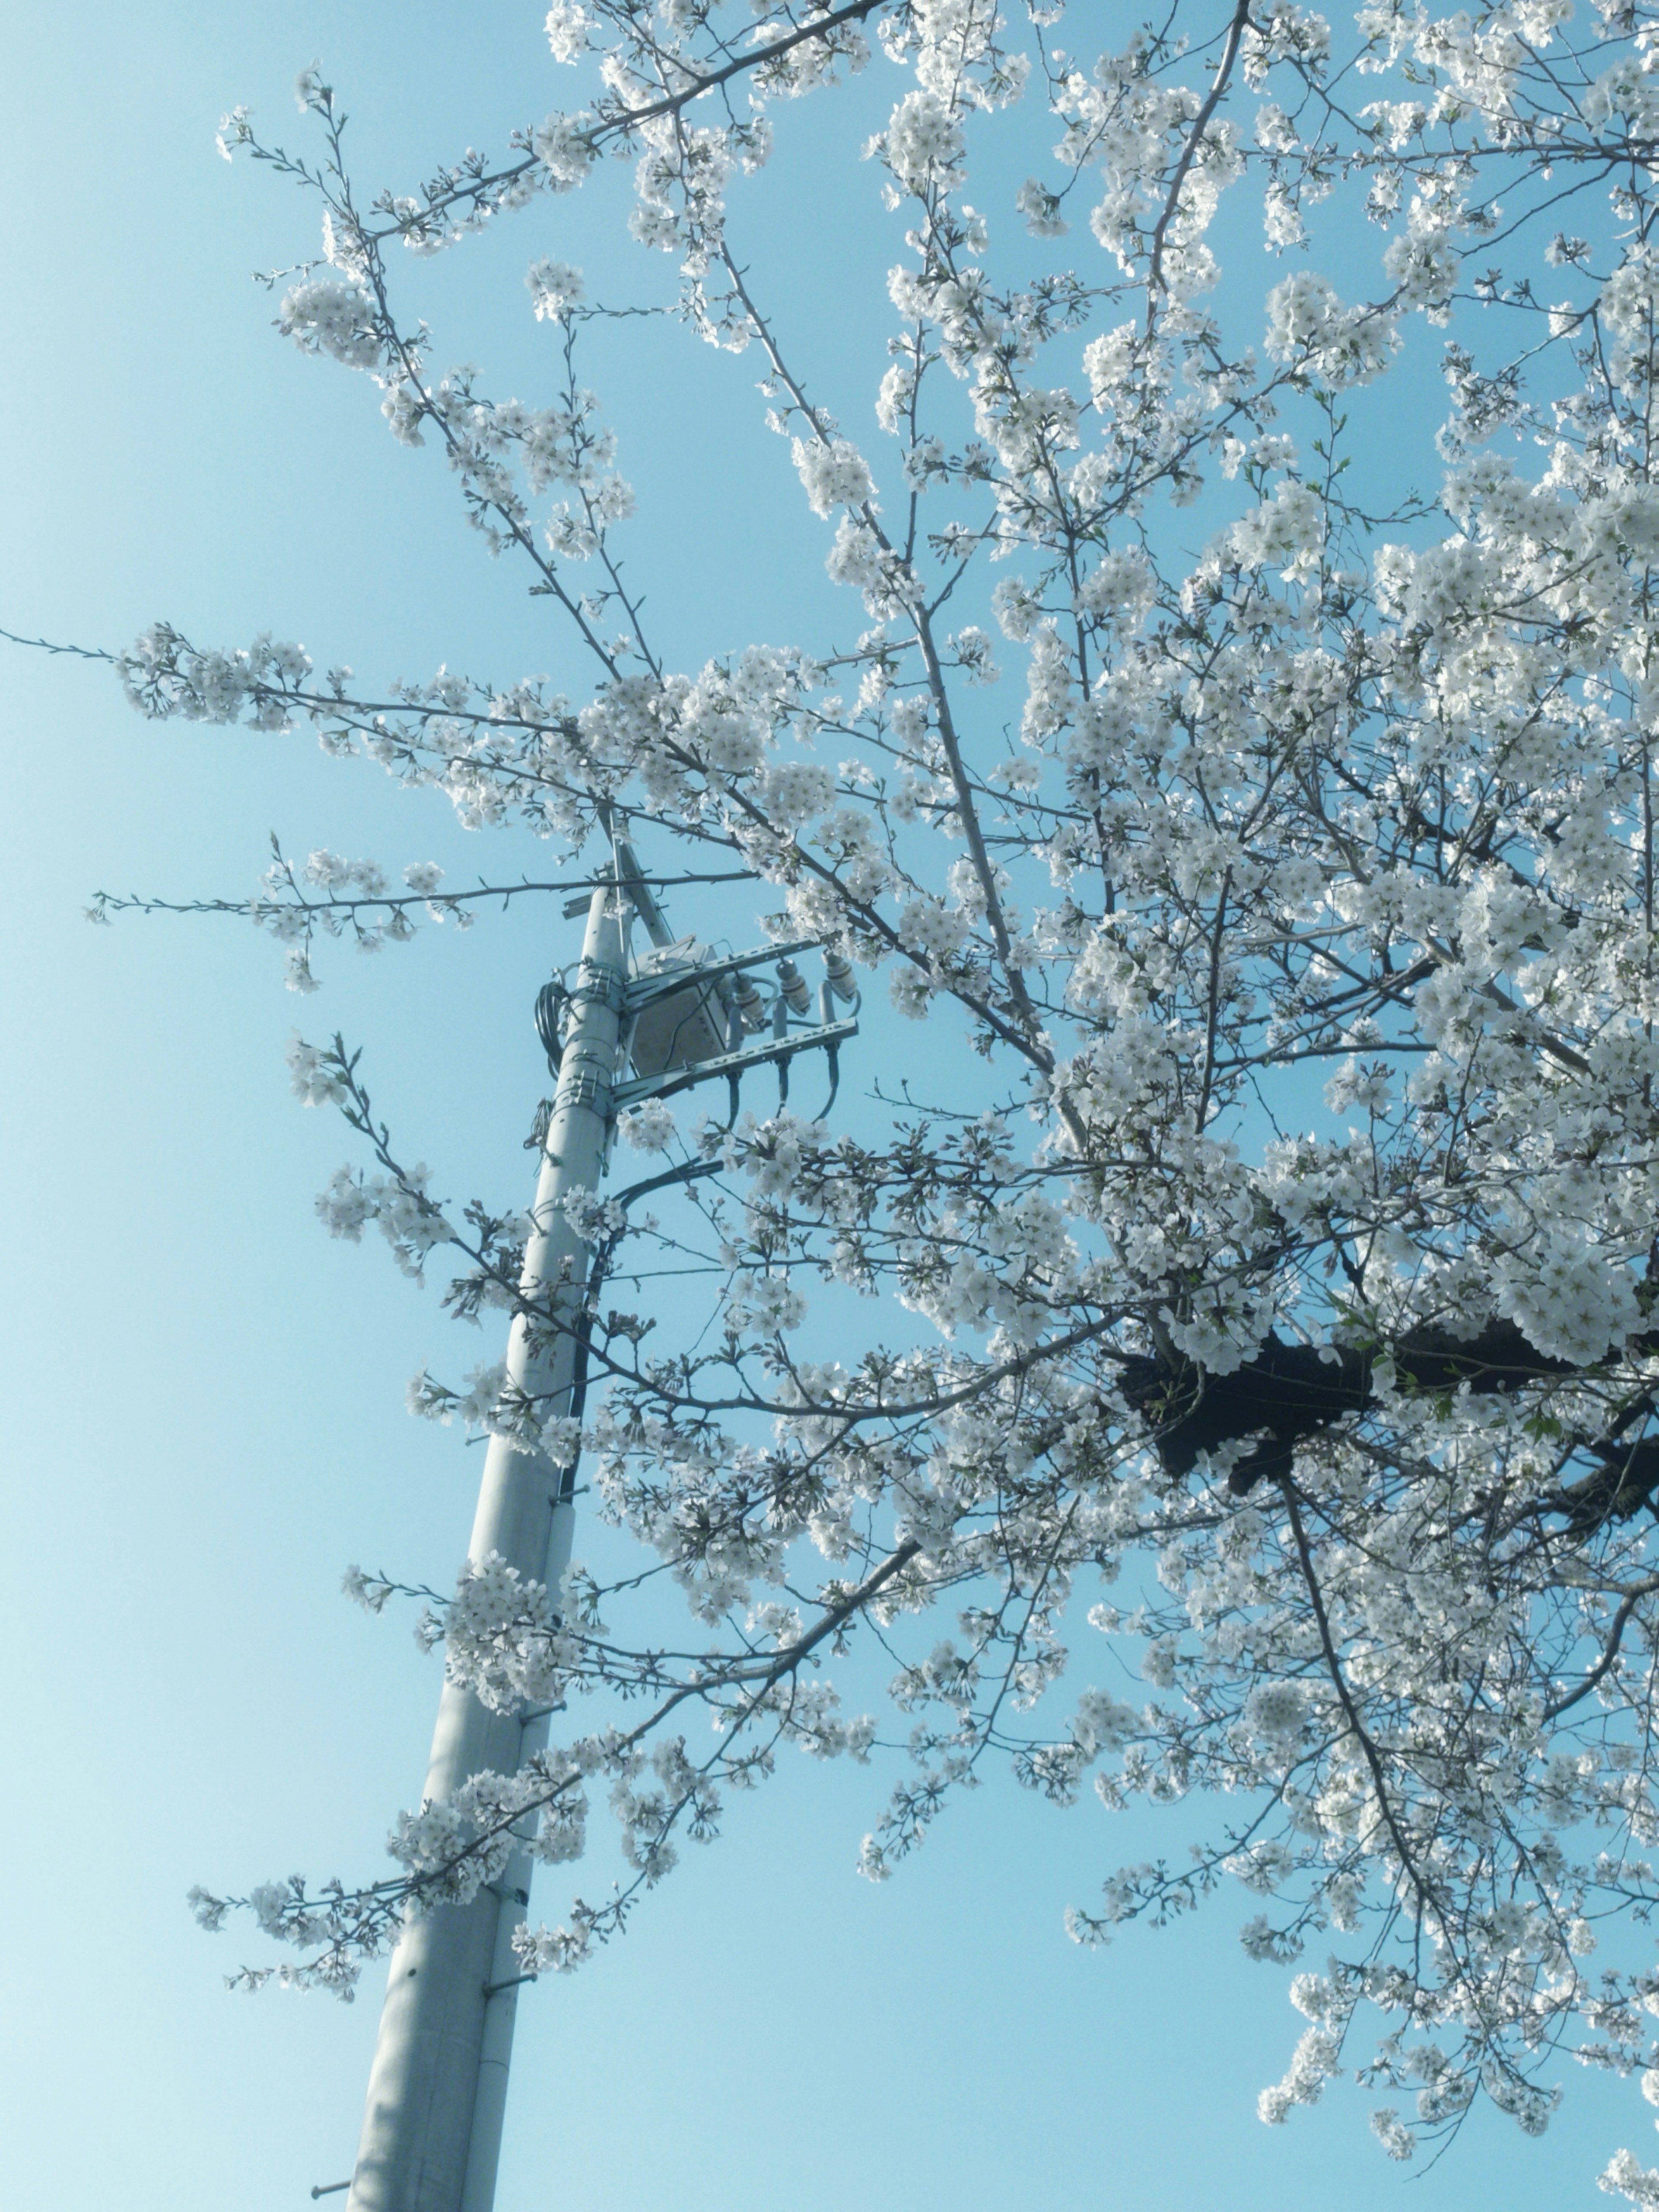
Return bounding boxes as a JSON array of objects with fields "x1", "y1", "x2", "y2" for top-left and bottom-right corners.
[
  {"x1": 823, "y1": 949, "x2": 858, "y2": 1003},
  {"x1": 775, "y1": 958, "x2": 810, "y2": 1014},
  {"x1": 732, "y1": 973, "x2": 769, "y2": 1031}
]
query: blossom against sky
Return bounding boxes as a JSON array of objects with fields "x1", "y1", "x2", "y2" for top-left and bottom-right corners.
[{"x1": 3, "y1": 3, "x2": 1656, "y2": 2209}]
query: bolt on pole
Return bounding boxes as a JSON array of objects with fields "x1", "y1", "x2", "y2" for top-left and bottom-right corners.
[{"x1": 345, "y1": 873, "x2": 626, "y2": 2212}]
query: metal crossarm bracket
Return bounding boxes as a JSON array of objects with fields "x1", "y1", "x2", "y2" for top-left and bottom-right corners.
[
  {"x1": 612, "y1": 1017, "x2": 858, "y2": 1109},
  {"x1": 621, "y1": 937, "x2": 821, "y2": 1014}
]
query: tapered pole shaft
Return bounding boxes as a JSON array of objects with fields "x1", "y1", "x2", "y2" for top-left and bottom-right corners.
[{"x1": 346, "y1": 882, "x2": 624, "y2": 2212}]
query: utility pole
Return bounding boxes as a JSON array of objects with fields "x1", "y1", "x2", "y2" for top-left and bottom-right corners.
[
  {"x1": 331, "y1": 833, "x2": 857, "y2": 2212},
  {"x1": 345, "y1": 872, "x2": 625, "y2": 2212}
]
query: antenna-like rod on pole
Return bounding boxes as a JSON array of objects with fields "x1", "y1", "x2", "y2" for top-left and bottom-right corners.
[
  {"x1": 343, "y1": 856, "x2": 629, "y2": 2212},
  {"x1": 612, "y1": 821, "x2": 674, "y2": 951}
]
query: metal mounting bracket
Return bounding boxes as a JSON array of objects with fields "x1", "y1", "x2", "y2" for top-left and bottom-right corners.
[
  {"x1": 621, "y1": 936, "x2": 822, "y2": 1015},
  {"x1": 611, "y1": 1017, "x2": 859, "y2": 1110}
]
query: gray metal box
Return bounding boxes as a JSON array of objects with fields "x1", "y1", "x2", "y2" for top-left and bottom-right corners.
[{"x1": 628, "y1": 939, "x2": 730, "y2": 1079}]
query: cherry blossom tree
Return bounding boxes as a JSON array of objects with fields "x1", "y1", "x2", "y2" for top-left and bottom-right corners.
[{"x1": 40, "y1": 0, "x2": 1659, "y2": 2193}]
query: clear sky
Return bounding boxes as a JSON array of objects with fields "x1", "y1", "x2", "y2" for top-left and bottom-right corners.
[{"x1": 1, "y1": 5, "x2": 1649, "y2": 2209}]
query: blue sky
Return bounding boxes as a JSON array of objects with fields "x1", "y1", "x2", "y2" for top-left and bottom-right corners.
[{"x1": 1, "y1": 5, "x2": 1649, "y2": 2208}]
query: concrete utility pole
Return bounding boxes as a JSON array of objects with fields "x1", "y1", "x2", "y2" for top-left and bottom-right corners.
[
  {"x1": 329, "y1": 833, "x2": 856, "y2": 2212},
  {"x1": 345, "y1": 873, "x2": 626, "y2": 2212}
]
